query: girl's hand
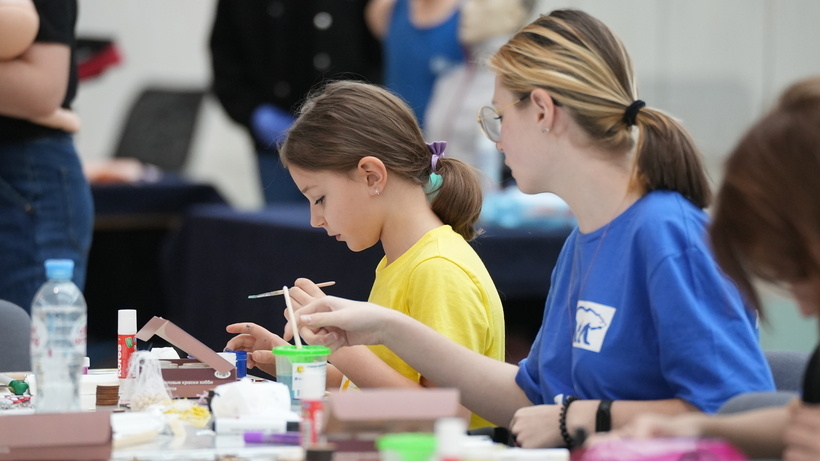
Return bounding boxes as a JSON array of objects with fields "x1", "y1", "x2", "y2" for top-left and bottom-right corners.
[
  {"x1": 510, "y1": 404, "x2": 564, "y2": 448},
  {"x1": 283, "y1": 278, "x2": 328, "y2": 341},
  {"x1": 30, "y1": 107, "x2": 80, "y2": 132},
  {"x1": 784, "y1": 401, "x2": 820, "y2": 461},
  {"x1": 296, "y1": 296, "x2": 395, "y2": 351},
  {"x1": 224, "y1": 322, "x2": 288, "y2": 376},
  {"x1": 585, "y1": 411, "x2": 706, "y2": 449}
]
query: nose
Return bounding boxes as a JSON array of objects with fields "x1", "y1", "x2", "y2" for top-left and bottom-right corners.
[{"x1": 309, "y1": 208, "x2": 324, "y2": 228}]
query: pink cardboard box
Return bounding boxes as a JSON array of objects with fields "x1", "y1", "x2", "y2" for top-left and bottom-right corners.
[
  {"x1": 136, "y1": 316, "x2": 236, "y2": 398},
  {"x1": 325, "y1": 388, "x2": 461, "y2": 436},
  {"x1": 0, "y1": 411, "x2": 112, "y2": 460},
  {"x1": 323, "y1": 388, "x2": 461, "y2": 459}
]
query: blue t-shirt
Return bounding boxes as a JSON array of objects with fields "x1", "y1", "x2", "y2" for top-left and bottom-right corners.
[
  {"x1": 515, "y1": 190, "x2": 775, "y2": 413},
  {"x1": 384, "y1": 0, "x2": 463, "y2": 127}
]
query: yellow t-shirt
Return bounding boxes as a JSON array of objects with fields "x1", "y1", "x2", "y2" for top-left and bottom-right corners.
[{"x1": 365, "y1": 225, "x2": 505, "y2": 430}]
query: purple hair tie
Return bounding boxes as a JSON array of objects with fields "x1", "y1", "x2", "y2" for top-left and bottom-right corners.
[{"x1": 426, "y1": 141, "x2": 447, "y2": 173}]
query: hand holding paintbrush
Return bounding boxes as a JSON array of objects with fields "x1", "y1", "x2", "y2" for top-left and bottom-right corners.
[{"x1": 227, "y1": 279, "x2": 333, "y2": 357}]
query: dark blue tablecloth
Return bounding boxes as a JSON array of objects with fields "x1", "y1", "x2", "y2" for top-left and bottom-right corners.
[
  {"x1": 160, "y1": 203, "x2": 571, "y2": 354},
  {"x1": 92, "y1": 175, "x2": 226, "y2": 220},
  {"x1": 85, "y1": 178, "x2": 228, "y2": 367}
]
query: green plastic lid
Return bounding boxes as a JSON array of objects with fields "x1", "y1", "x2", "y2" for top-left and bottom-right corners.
[
  {"x1": 376, "y1": 433, "x2": 436, "y2": 461},
  {"x1": 272, "y1": 344, "x2": 331, "y2": 357}
]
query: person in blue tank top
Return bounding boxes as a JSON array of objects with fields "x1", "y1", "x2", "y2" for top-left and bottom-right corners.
[
  {"x1": 290, "y1": 10, "x2": 775, "y2": 448},
  {"x1": 366, "y1": 0, "x2": 464, "y2": 128}
]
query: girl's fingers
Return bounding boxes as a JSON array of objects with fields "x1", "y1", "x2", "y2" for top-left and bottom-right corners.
[{"x1": 225, "y1": 334, "x2": 255, "y2": 351}]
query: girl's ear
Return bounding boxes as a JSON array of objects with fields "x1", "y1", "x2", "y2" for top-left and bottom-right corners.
[
  {"x1": 530, "y1": 88, "x2": 559, "y2": 132},
  {"x1": 357, "y1": 156, "x2": 387, "y2": 192}
]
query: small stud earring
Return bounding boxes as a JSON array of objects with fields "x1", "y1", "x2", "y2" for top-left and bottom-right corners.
[
  {"x1": 374, "y1": 188, "x2": 380, "y2": 195},
  {"x1": 541, "y1": 127, "x2": 550, "y2": 134}
]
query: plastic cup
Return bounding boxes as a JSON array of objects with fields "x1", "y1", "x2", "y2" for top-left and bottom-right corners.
[
  {"x1": 272, "y1": 345, "x2": 330, "y2": 407},
  {"x1": 376, "y1": 433, "x2": 436, "y2": 461}
]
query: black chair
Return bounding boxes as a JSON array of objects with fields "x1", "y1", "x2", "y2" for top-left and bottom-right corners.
[
  {"x1": 112, "y1": 86, "x2": 206, "y2": 173},
  {"x1": 0, "y1": 300, "x2": 32, "y2": 371}
]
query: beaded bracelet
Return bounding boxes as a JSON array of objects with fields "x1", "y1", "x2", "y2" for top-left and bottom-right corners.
[{"x1": 559, "y1": 395, "x2": 580, "y2": 448}]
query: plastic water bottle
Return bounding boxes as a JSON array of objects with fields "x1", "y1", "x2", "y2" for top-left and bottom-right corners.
[{"x1": 30, "y1": 259, "x2": 87, "y2": 413}]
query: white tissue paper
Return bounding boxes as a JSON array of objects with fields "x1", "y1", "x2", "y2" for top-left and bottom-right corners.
[
  {"x1": 110, "y1": 410, "x2": 166, "y2": 448},
  {"x1": 147, "y1": 347, "x2": 181, "y2": 359},
  {"x1": 210, "y1": 379, "x2": 298, "y2": 434}
]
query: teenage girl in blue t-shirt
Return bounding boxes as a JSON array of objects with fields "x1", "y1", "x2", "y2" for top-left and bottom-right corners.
[{"x1": 292, "y1": 9, "x2": 775, "y2": 448}]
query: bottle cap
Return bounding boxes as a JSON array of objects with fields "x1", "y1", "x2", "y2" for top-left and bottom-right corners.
[
  {"x1": 44, "y1": 259, "x2": 74, "y2": 280},
  {"x1": 118, "y1": 309, "x2": 137, "y2": 335}
]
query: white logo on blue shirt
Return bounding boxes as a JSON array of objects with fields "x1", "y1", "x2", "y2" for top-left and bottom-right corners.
[{"x1": 573, "y1": 301, "x2": 616, "y2": 352}]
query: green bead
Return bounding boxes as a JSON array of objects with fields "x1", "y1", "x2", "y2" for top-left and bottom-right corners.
[{"x1": 7, "y1": 380, "x2": 29, "y2": 395}]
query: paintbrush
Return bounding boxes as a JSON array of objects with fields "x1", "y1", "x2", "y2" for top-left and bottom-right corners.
[{"x1": 247, "y1": 281, "x2": 335, "y2": 299}]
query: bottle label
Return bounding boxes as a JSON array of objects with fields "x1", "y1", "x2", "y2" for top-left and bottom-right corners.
[
  {"x1": 30, "y1": 315, "x2": 46, "y2": 356},
  {"x1": 72, "y1": 314, "x2": 88, "y2": 354},
  {"x1": 30, "y1": 308, "x2": 86, "y2": 356},
  {"x1": 117, "y1": 334, "x2": 137, "y2": 379},
  {"x1": 290, "y1": 362, "x2": 326, "y2": 398}
]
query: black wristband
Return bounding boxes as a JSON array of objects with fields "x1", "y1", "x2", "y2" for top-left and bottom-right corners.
[
  {"x1": 559, "y1": 396, "x2": 580, "y2": 448},
  {"x1": 595, "y1": 399, "x2": 613, "y2": 433}
]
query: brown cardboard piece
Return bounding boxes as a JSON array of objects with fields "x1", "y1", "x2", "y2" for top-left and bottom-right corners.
[
  {"x1": 324, "y1": 388, "x2": 461, "y2": 436},
  {"x1": 0, "y1": 410, "x2": 112, "y2": 460},
  {"x1": 136, "y1": 316, "x2": 236, "y2": 398}
]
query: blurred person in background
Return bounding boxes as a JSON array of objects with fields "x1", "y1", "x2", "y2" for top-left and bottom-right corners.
[
  {"x1": 366, "y1": 0, "x2": 534, "y2": 190},
  {"x1": 0, "y1": 0, "x2": 93, "y2": 311},
  {"x1": 209, "y1": 0, "x2": 382, "y2": 205}
]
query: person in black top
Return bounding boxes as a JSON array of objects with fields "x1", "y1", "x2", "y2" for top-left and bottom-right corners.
[
  {"x1": 0, "y1": 0, "x2": 93, "y2": 312},
  {"x1": 209, "y1": 0, "x2": 381, "y2": 205}
]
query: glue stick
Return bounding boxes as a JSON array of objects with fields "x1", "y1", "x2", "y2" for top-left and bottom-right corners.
[
  {"x1": 117, "y1": 309, "x2": 137, "y2": 381},
  {"x1": 300, "y1": 367, "x2": 326, "y2": 448}
]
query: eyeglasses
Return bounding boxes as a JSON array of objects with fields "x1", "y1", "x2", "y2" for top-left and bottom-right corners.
[{"x1": 476, "y1": 95, "x2": 528, "y2": 143}]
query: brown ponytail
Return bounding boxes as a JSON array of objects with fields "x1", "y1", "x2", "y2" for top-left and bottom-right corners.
[
  {"x1": 632, "y1": 108, "x2": 712, "y2": 208},
  {"x1": 490, "y1": 9, "x2": 712, "y2": 208},
  {"x1": 429, "y1": 157, "x2": 483, "y2": 241},
  {"x1": 280, "y1": 80, "x2": 484, "y2": 240}
]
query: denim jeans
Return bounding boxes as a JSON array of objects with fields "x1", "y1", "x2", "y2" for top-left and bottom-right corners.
[
  {"x1": 257, "y1": 150, "x2": 304, "y2": 205},
  {"x1": 0, "y1": 133, "x2": 94, "y2": 311}
]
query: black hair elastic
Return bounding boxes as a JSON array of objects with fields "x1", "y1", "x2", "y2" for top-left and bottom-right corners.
[{"x1": 624, "y1": 100, "x2": 645, "y2": 127}]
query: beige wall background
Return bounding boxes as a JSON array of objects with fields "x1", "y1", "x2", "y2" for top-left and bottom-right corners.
[{"x1": 73, "y1": 0, "x2": 818, "y2": 352}]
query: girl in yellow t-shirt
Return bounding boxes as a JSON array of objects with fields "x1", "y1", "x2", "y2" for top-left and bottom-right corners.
[{"x1": 225, "y1": 80, "x2": 505, "y2": 430}]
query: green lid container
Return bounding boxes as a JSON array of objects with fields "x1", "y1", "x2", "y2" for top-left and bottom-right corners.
[
  {"x1": 376, "y1": 432, "x2": 436, "y2": 461},
  {"x1": 272, "y1": 344, "x2": 331, "y2": 361}
]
